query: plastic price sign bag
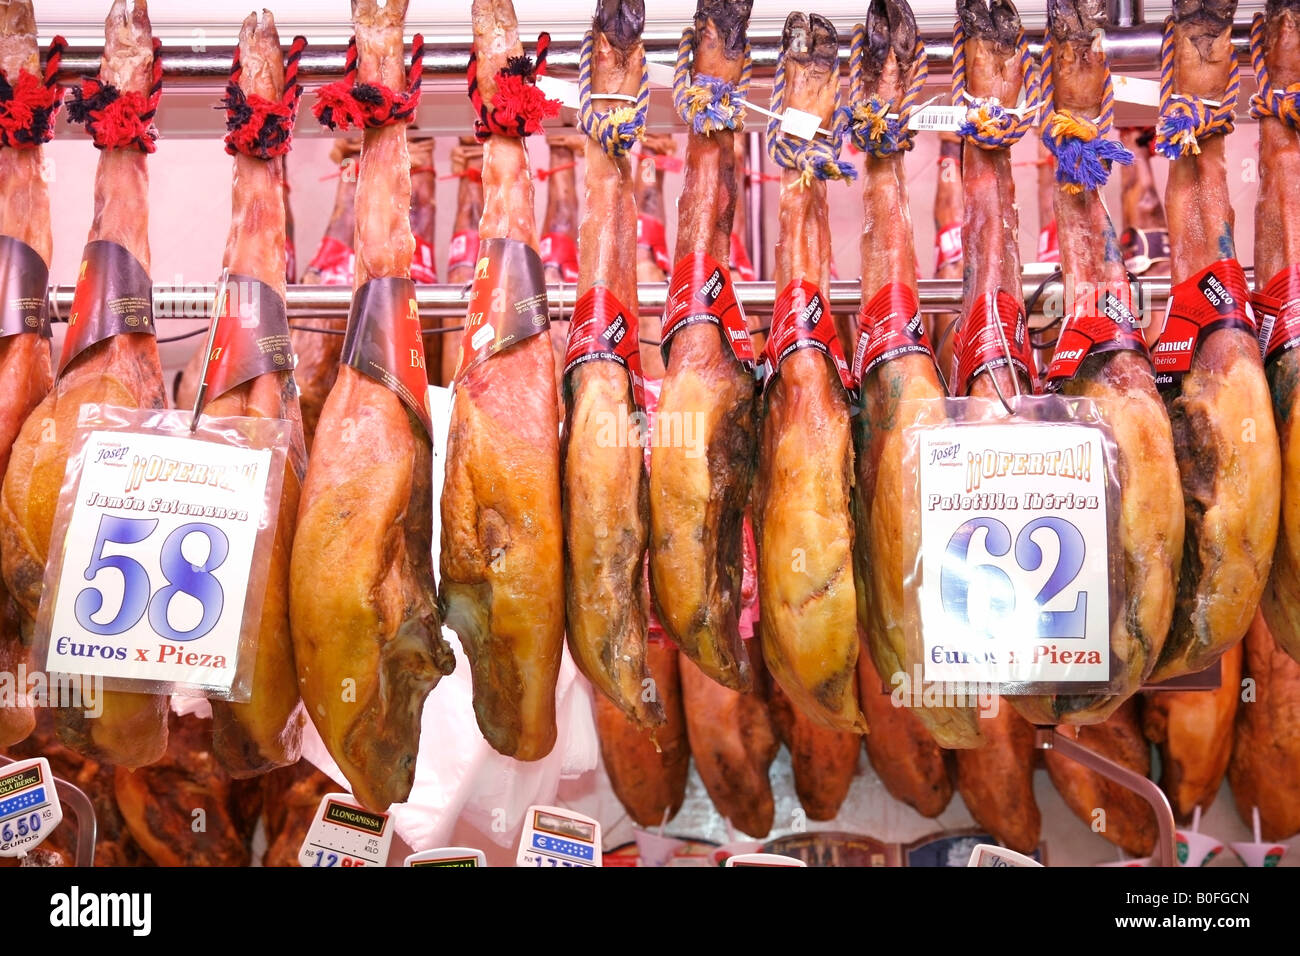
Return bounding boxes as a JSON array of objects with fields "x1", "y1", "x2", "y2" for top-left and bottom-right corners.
[
  {"x1": 33, "y1": 405, "x2": 289, "y2": 702},
  {"x1": 0, "y1": 758, "x2": 63, "y2": 858},
  {"x1": 901, "y1": 394, "x2": 1123, "y2": 697},
  {"x1": 299, "y1": 793, "x2": 394, "y2": 867}
]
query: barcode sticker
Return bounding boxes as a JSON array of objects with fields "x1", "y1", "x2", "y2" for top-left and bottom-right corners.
[
  {"x1": 909, "y1": 105, "x2": 967, "y2": 132},
  {"x1": 1112, "y1": 75, "x2": 1160, "y2": 107}
]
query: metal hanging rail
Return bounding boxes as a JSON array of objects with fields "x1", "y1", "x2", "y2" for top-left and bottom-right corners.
[
  {"x1": 41, "y1": 21, "x2": 1259, "y2": 86},
  {"x1": 45, "y1": 273, "x2": 1186, "y2": 321}
]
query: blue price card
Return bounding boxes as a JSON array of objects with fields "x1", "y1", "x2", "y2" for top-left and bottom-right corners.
[
  {"x1": 0, "y1": 758, "x2": 63, "y2": 858},
  {"x1": 516, "y1": 805, "x2": 602, "y2": 868}
]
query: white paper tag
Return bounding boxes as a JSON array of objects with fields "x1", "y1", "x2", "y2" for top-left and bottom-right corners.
[
  {"x1": 1112, "y1": 74, "x2": 1161, "y2": 107},
  {"x1": 779, "y1": 107, "x2": 821, "y2": 141},
  {"x1": 916, "y1": 421, "x2": 1111, "y2": 684},
  {"x1": 405, "y1": 846, "x2": 487, "y2": 867},
  {"x1": 967, "y1": 844, "x2": 1042, "y2": 867},
  {"x1": 909, "y1": 105, "x2": 967, "y2": 132},
  {"x1": 0, "y1": 758, "x2": 63, "y2": 858},
  {"x1": 645, "y1": 61, "x2": 676, "y2": 89},
  {"x1": 725, "y1": 853, "x2": 807, "y2": 867},
  {"x1": 42, "y1": 430, "x2": 272, "y2": 695},
  {"x1": 516, "y1": 805, "x2": 602, "y2": 868},
  {"x1": 534, "y1": 74, "x2": 581, "y2": 110},
  {"x1": 299, "y1": 793, "x2": 393, "y2": 867}
]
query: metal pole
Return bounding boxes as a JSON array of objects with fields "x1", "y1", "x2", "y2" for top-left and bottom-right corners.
[{"x1": 747, "y1": 130, "x2": 766, "y2": 282}]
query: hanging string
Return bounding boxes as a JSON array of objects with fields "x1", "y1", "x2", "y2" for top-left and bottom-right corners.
[
  {"x1": 66, "y1": 37, "x2": 164, "y2": 152},
  {"x1": 672, "y1": 26, "x2": 751, "y2": 134},
  {"x1": 765, "y1": 48, "x2": 855, "y2": 187},
  {"x1": 1039, "y1": 34, "x2": 1132, "y2": 193},
  {"x1": 466, "y1": 33, "x2": 559, "y2": 141},
  {"x1": 221, "y1": 35, "x2": 307, "y2": 159},
  {"x1": 535, "y1": 160, "x2": 578, "y2": 181},
  {"x1": 0, "y1": 36, "x2": 67, "y2": 148},
  {"x1": 951, "y1": 19, "x2": 1041, "y2": 150},
  {"x1": 1155, "y1": 15, "x2": 1239, "y2": 158},
  {"x1": 439, "y1": 166, "x2": 482, "y2": 183},
  {"x1": 314, "y1": 33, "x2": 423, "y2": 131},
  {"x1": 840, "y1": 25, "x2": 927, "y2": 157},
  {"x1": 1249, "y1": 13, "x2": 1300, "y2": 130},
  {"x1": 576, "y1": 29, "x2": 649, "y2": 158}
]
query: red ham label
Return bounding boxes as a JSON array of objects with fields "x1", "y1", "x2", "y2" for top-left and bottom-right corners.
[
  {"x1": 540, "y1": 232, "x2": 579, "y2": 283},
  {"x1": 1045, "y1": 285, "x2": 1149, "y2": 385},
  {"x1": 730, "y1": 232, "x2": 757, "y2": 281},
  {"x1": 1252, "y1": 263, "x2": 1300, "y2": 366},
  {"x1": 852, "y1": 282, "x2": 935, "y2": 383},
  {"x1": 563, "y1": 286, "x2": 646, "y2": 410},
  {"x1": 306, "y1": 235, "x2": 355, "y2": 286},
  {"x1": 661, "y1": 251, "x2": 754, "y2": 369},
  {"x1": 637, "y1": 214, "x2": 671, "y2": 273},
  {"x1": 59, "y1": 240, "x2": 154, "y2": 378},
  {"x1": 1154, "y1": 258, "x2": 1256, "y2": 392},
  {"x1": 935, "y1": 222, "x2": 962, "y2": 273},
  {"x1": 455, "y1": 237, "x2": 550, "y2": 381},
  {"x1": 1121, "y1": 227, "x2": 1170, "y2": 275},
  {"x1": 201, "y1": 275, "x2": 294, "y2": 403},
  {"x1": 0, "y1": 235, "x2": 52, "y2": 339},
  {"x1": 760, "y1": 278, "x2": 852, "y2": 395},
  {"x1": 1038, "y1": 221, "x2": 1060, "y2": 264},
  {"x1": 447, "y1": 229, "x2": 480, "y2": 275},
  {"x1": 285, "y1": 237, "x2": 297, "y2": 285},
  {"x1": 341, "y1": 277, "x2": 432, "y2": 436},
  {"x1": 411, "y1": 234, "x2": 438, "y2": 284},
  {"x1": 952, "y1": 290, "x2": 1033, "y2": 396}
]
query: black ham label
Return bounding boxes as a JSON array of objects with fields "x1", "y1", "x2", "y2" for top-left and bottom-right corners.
[
  {"x1": 637, "y1": 215, "x2": 670, "y2": 273},
  {"x1": 661, "y1": 251, "x2": 754, "y2": 369},
  {"x1": 730, "y1": 233, "x2": 757, "y2": 282},
  {"x1": 563, "y1": 286, "x2": 645, "y2": 410},
  {"x1": 59, "y1": 240, "x2": 154, "y2": 378},
  {"x1": 761, "y1": 278, "x2": 853, "y2": 395},
  {"x1": 455, "y1": 237, "x2": 549, "y2": 380},
  {"x1": 852, "y1": 282, "x2": 935, "y2": 383},
  {"x1": 341, "y1": 277, "x2": 432, "y2": 437},
  {"x1": 952, "y1": 290, "x2": 1033, "y2": 396},
  {"x1": 306, "y1": 235, "x2": 355, "y2": 286},
  {"x1": 540, "y1": 232, "x2": 579, "y2": 283},
  {"x1": 1154, "y1": 259, "x2": 1256, "y2": 392},
  {"x1": 411, "y1": 234, "x2": 438, "y2": 284},
  {"x1": 201, "y1": 275, "x2": 294, "y2": 402},
  {"x1": 935, "y1": 222, "x2": 962, "y2": 273},
  {"x1": 1038, "y1": 221, "x2": 1059, "y2": 264},
  {"x1": 1252, "y1": 264, "x2": 1300, "y2": 367},
  {"x1": 0, "y1": 235, "x2": 51, "y2": 339},
  {"x1": 1045, "y1": 287, "x2": 1149, "y2": 385},
  {"x1": 1121, "y1": 227, "x2": 1170, "y2": 275},
  {"x1": 447, "y1": 230, "x2": 480, "y2": 275}
]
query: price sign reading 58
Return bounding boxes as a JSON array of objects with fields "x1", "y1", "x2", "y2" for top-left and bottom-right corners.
[
  {"x1": 41, "y1": 429, "x2": 273, "y2": 695},
  {"x1": 915, "y1": 420, "x2": 1111, "y2": 687}
]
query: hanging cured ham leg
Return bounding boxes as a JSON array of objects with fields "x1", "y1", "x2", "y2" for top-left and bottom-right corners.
[
  {"x1": 767, "y1": 679, "x2": 858, "y2": 820},
  {"x1": 441, "y1": 0, "x2": 565, "y2": 760},
  {"x1": 562, "y1": 0, "x2": 660, "y2": 728},
  {"x1": 1228, "y1": 613, "x2": 1300, "y2": 840},
  {"x1": 931, "y1": 134, "x2": 963, "y2": 375},
  {"x1": 649, "y1": 0, "x2": 757, "y2": 692},
  {"x1": 290, "y1": 0, "x2": 451, "y2": 809},
  {"x1": 1143, "y1": 640, "x2": 1241, "y2": 818},
  {"x1": 409, "y1": 134, "x2": 439, "y2": 379},
  {"x1": 0, "y1": 0, "x2": 167, "y2": 768},
  {"x1": 954, "y1": 704, "x2": 1040, "y2": 853},
  {"x1": 1150, "y1": 0, "x2": 1280, "y2": 681},
  {"x1": 852, "y1": 0, "x2": 982, "y2": 748},
  {"x1": 1252, "y1": 1, "x2": 1300, "y2": 666},
  {"x1": 0, "y1": 0, "x2": 57, "y2": 747},
  {"x1": 206, "y1": 11, "x2": 307, "y2": 778},
  {"x1": 1044, "y1": 699, "x2": 1158, "y2": 855},
  {"x1": 542, "y1": 134, "x2": 583, "y2": 396},
  {"x1": 755, "y1": 12, "x2": 863, "y2": 736},
  {"x1": 635, "y1": 135, "x2": 674, "y2": 379},
  {"x1": 440, "y1": 139, "x2": 483, "y2": 386},
  {"x1": 1013, "y1": 0, "x2": 1183, "y2": 726}
]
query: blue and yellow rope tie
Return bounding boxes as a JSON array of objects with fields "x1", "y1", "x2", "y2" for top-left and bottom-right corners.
[
  {"x1": 766, "y1": 45, "x2": 855, "y2": 187},
  {"x1": 951, "y1": 18, "x2": 1042, "y2": 150},
  {"x1": 1249, "y1": 12, "x2": 1300, "y2": 131},
  {"x1": 576, "y1": 29, "x2": 650, "y2": 158},
  {"x1": 672, "y1": 26, "x2": 751, "y2": 134},
  {"x1": 1155, "y1": 15, "x2": 1239, "y2": 159},
  {"x1": 1040, "y1": 33, "x2": 1133, "y2": 194},
  {"x1": 838, "y1": 24, "x2": 927, "y2": 158}
]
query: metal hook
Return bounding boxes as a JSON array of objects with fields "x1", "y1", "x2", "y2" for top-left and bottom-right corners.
[{"x1": 986, "y1": 292, "x2": 1023, "y2": 417}]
